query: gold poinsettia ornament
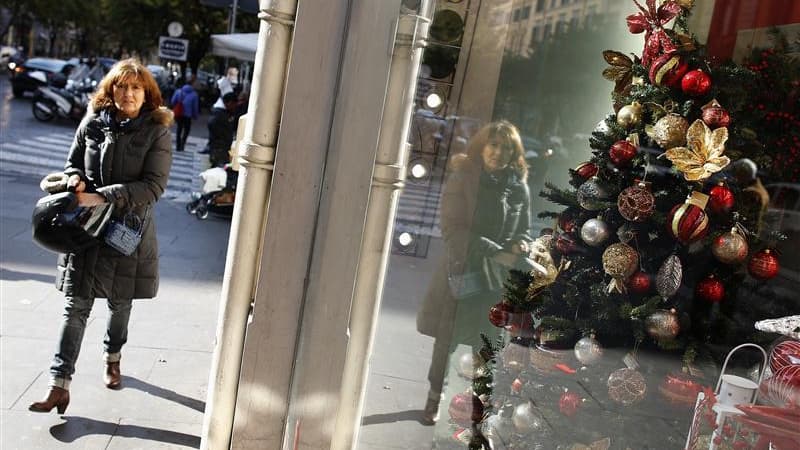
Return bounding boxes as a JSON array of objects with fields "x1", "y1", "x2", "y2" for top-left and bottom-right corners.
[
  {"x1": 602, "y1": 50, "x2": 635, "y2": 94},
  {"x1": 663, "y1": 119, "x2": 730, "y2": 181}
]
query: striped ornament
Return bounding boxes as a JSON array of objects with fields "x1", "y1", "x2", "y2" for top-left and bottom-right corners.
[{"x1": 668, "y1": 191, "x2": 709, "y2": 244}]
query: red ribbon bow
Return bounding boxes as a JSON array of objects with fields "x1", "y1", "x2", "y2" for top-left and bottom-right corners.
[{"x1": 626, "y1": 0, "x2": 682, "y2": 67}]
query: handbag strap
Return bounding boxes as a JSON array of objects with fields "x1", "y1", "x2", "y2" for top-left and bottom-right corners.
[{"x1": 123, "y1": 205, "x2": 152, "y2": 236}]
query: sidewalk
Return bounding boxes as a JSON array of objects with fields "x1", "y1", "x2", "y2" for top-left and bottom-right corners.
[{"x1": 0, "y1": 134, "x2": 229, "y2": 448}]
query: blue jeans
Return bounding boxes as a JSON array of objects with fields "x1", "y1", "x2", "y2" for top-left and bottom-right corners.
[{"x1": 50, "y1": 296, "x2": 132, "y2": 384}]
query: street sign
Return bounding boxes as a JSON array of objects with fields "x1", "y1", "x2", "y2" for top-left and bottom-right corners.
[{"x1": 159, "y1": 37, "x2": 189, "y2": 61}]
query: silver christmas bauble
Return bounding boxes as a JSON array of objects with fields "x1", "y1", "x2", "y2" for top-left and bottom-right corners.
[
  {"x1": 574, "y1": 335, "x2": 604, "y2": 365},
  {"x1": 580, "y1": 218, "x2": 610, "y2": 247},
  {"x1": 512, "y1": 402, "x2": 544, "y2": 433},
  {"x1": 577, "y1": 177, "x2": 610, "y2": 211},
  {"x1": 455, "y1": 352, "x2": 481, "y2": 379}
]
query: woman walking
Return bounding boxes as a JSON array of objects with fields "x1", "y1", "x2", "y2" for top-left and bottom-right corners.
[{"x1": 29, "y1": 59, "x2": 173, "y2": 413}]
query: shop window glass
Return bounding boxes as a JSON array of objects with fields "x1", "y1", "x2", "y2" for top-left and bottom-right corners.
[{"x1": 360, "y1": 1, "x2": 800, "y2": 449}]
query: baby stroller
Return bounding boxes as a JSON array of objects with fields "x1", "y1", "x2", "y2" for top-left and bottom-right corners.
[{"x1": 186, "y1": 165, "x2": 238, "y2": 220}]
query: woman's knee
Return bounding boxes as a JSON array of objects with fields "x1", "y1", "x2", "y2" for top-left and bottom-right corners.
[{"x1": 63, "y1": 296, "x2": 93, "y2": 323}]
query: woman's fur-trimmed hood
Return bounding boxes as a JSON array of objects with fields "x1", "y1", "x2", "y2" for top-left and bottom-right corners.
[{"x1": 151, "y1": 106, "x2": 174, "y2": 126}]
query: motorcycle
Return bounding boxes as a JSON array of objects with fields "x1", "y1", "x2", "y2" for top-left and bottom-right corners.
[{"x1": 31, "y1": 81, "x2": 91, "y2": 122}]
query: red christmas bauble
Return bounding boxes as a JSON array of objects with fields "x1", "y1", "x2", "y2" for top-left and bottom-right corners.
[
  {"x1": 609, "y1": 140, "x2": 637, "y2": 166},
  {"x1": 770, "y1": 340, "x2": 800, "y2": 372},
  {"x1": 628, "y1": 271, "x2": 652, "y2": 294},
  {"x1": 575, "y1": 161, "x2": 599, "y2": 179},
  {"x1": 695, "y1": 275, "x2": 725, "y2": 303},
  {"x1": 649, "y1": 53, "x2": 689, "y2": 88},
  {"x1": 667, "y1": 193, "x2": 709, "y2": 244},
  {"x1": 558, "y1": 212, "x2": 579, "y2": 234},
  {"x1": 489, "y1": 302, "x2": 513, "y2": 328},
  {"x1": 702, "y1": 99, "x2": 731, "y2": 128},
  {"x1": 681, "y1": 69, "x2": 712, "y2": 97},
  {"x1": 556, "y1": 233, "x2": 579, "y2": 254},
  {"x1": 507, "y1": 311, "x2": 535, "y2": 338},
  {"x1": 448, "y1": 392, "x2": 484, "y2": 427},
  {"x1": 748, "y1": 249, "x2": 780, "y2": 280},
  {"x1": 559, "y1": 391, "x2": 582, "y2": 417},
  {"x1": 708, "y1": 183, "x2": 735, "y2": 215},
  {"x1": 764, "y1": 364, "x2": 800, "y2": 407}
]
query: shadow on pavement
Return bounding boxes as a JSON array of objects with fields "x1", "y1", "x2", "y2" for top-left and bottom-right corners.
[
  {"x1": 0, "y1": 267, "x2": 53, "y2": 283},
  {"x1": 50, "y1": 416, "x2": 200, "y2": 448},
  {"x1": 123, "y1": 376, "x2": 206, "y2": 413},
  {"x1": 361, "y1": 409, "x2": 432, "y2": 426}
]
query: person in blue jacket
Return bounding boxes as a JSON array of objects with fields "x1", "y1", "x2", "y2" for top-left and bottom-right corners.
[{"x1": 170, "y1": 81, "x2": 200, "y2": 152}]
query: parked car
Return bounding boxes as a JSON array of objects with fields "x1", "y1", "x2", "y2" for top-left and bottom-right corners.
[{"x1": 10, "y1": 57, "x2": 75, "y2": 98}]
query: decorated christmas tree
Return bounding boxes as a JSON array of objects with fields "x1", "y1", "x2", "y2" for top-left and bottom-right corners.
[{"x1": 443, "y1": 1, "x2": 799, "y2": 449}]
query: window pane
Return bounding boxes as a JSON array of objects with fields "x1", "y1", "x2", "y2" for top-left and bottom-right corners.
[{"x1": 359, "y1": 1, "x2": 800, "y2": 449}]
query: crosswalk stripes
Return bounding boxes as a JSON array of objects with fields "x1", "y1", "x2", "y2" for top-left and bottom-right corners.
[
  {"x1": 395, "y1": 181, "x2": 442, "y2": 237},
  {"x1": 1, "y1": 129, "x2": 445, "y2": 231},
  {"x1": 0, "y1": 129, "x2": 205, "y2": 201}
]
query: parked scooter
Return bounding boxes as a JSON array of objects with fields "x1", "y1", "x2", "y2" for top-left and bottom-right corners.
[{"x1": 31, "y1": 79, "x2": 91, "y2": 122}]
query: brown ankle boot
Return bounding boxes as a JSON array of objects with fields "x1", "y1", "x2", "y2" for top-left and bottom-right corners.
[
  {"x1": 104, "y1": 361, "x2": 121, "y2": 389},
  {"x1": 28, "y1": 386, "x2": 70, "y2": 414}
]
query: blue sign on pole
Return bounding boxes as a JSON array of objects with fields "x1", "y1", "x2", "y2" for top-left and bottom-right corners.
[{"x1": 158, "y1": 37, "x2": 189, "y2": 61}]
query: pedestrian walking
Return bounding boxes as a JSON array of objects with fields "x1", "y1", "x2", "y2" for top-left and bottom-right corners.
[
  {"x1": 170, "y1": 81, "x2": 200, "y2": 152},
  {"x1": 206, "y1": 92, "x2": 240, "y2": 167},
  {"x1": 28, "y1": 58, "x2": 173, "y2": 414}
]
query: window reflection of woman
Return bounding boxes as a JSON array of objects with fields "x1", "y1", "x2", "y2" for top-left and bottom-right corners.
[{"x1": 416, "y1": 120, "x2": 532, "y2": 425}]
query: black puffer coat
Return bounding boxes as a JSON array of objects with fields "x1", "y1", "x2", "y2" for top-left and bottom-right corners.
[{"x1": 56, "y1": 107, "x2": 173, "y2": 299}]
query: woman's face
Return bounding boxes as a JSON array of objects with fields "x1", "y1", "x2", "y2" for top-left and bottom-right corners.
[
  {"x1": 481, "y1": 139, "x2": 514, "y2": 173},
  {"x1": 113, "y1": 75, "x2": 145, "y2": 119}
]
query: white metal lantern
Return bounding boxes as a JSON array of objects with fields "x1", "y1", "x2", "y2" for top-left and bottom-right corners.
[{"x1": 709, "y1": 343, "x2": 768, "y2": 450}]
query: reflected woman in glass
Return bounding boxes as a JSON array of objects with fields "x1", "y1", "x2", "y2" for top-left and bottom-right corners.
[{"x1": 416, "y1": 120, "x2": 532, "y2": 424}]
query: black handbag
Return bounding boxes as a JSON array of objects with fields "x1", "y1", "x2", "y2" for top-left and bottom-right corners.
[{"x1": 104, "y1": 208, "x2": 150, "y2": 256}]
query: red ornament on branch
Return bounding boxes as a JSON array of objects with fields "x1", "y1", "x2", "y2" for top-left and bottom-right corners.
[
  {"x1": 649, "y1": 53, "x2": 688, "y2": 88},
  {"x1": 610, "y1": 140, "x2": 638, "y2": 166},
  {"x1": 702, "y1": 99, "x2": 731, "y2": 128},
  {"x1": 448, "y1": 392, "x2": 484, "y2": 427},
  {"x1": 626, "y1": 0, "x2": 681, "y2": 67},
  {"x1": 667, "y1": 191, "x2": 710, "y2": 244},
  {"x1": 708, "y1": 182, "x2": 735, "y2": 215},
  {"x1": 574, "y1": 161, "x2": 599, "y2": 179},
  {"x1": 628, "y1": 271, "x2": 652, "y2": 294},
  {"x1": 695, "y1": 274, "x2": 725, "y2": 303},
  {"x1": 748, "y1": 249, "x2": 780, "y2": 280},
  {"x1": 489, "y1": 302, "x2": 514, "y2": 328},
  {"x1": 681, "y1": 69, "x2": 712, "y2": 97}
]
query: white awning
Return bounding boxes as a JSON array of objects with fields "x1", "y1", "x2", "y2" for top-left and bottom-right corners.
[{"x1": 210, "y1": 33, "x2": 258, "y2": 61}]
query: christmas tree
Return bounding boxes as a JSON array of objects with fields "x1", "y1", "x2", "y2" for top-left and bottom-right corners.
[{"x1": 444, "y1": 1, "x2": 799, "y2": 449}]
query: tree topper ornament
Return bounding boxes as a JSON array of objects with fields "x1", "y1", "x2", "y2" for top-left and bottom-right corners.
[
  {"x1": 626, "y1": 0, "x2": 682, "y2": 67},
  {"x1": 663, "y1": 119, "x2": 730, "y2": 181}
]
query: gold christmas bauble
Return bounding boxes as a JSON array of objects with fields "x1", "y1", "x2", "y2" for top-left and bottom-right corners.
[
  {"x1": 651, "y1": 113, "x2": 689, "y2": 149},
  {"x1": 616, "y1": 101, "x2": 643, "y2": 127},
  {"x1": 646, "y1": 309, "x2": 680, "y2": 340},
  {"x1": 711, "y1": 228, "x2": 749, "y2": 265},
  {"x1": 602, "y1": 243, "x2": 639, "y2": 279}
]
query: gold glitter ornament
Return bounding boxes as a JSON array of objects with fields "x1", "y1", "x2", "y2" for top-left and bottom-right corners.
[
  {"x1": 649, "y1": 113, "x2": 689, "y2": 149},
  {"x1": 607, "y1": 367, "x2": 647, "y2": 406},
  {"x1": 602, "y1": 243, "x2": 639, "y2": 293},
  {"x1": 616, "y1": 101, "x2": 643, "y2": 128},
  {"x1": 617, "y1": 182, "x2": 655, "y2": 222}
]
